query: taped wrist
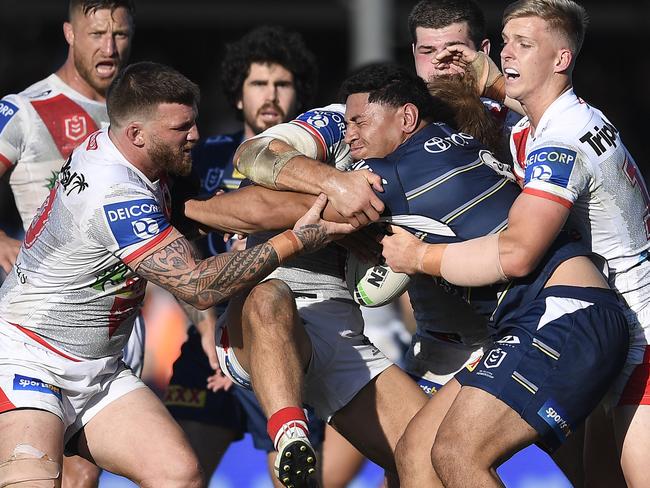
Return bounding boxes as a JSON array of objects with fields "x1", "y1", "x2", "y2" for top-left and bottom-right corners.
[
  {"x1": 470, "y1": 52, "x2": 505, "y2": 101},
  {"x1": 269, "y1": 230, "x2": 304, "y2": 264},
  {"x1": 237, "y1": 137, "x2": 302, "y2": 189},
  {"x1": 439, "y1": 233, "x2": 508, "y2": 286}
]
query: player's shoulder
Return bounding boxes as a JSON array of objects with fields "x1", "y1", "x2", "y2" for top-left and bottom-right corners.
[
  {"x1": 72, "y1": 131, "x2": 151, "y2": 197},
  {"x1": 16, "y1": 74, "x2": 61, "y2": 101}
]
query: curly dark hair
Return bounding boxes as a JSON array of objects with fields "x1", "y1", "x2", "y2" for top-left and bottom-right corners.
[{"x1": 220, "y1": 26, "x2": 318, "y2": 115}]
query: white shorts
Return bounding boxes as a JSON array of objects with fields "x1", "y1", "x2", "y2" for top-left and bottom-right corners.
[
  {"x1": 403, "y1": 333, "x2": 487, "y2": 395},
  {"x1": 123, "y1": 312, "x2": 146, "y2": 377},
  {"x1": 0, "y1": 320, "x2": 146, "y2": 445},
  {"x1": 217, "y1": 295, "x2": 393, "y2": 421}
]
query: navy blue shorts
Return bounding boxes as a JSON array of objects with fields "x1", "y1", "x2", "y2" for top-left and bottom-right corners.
[
  {"x1": 165, "y1": 326, "x2": 325, "y2": 452},
  {"x1": 456, "y1": 286, "x2": 629, "y2": 452}
]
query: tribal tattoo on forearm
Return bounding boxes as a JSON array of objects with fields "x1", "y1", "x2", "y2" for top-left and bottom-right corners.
[
  {"x1": 293, "y1": 224, "x2": 329, "y2": 253},
  {"x1": 136, "y1": 237, "x2": 279, "y2": 308}
]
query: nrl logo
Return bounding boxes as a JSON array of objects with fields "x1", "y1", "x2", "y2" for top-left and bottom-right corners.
[{"x1": 65, "y1": 115, "x2": 88, "y2": 142}]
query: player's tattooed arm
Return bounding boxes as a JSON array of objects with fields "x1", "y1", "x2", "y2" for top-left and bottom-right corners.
[
  {"x1": 134, "y1": 194, "x2": 353, "y2": 309},
  {"x1": 135, "y1": 235, "x2": 281, "y2": 309}
]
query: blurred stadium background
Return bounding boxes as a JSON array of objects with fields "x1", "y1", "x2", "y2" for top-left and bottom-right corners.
[{"x1": 1, "y1": 1, "x2": 647, "y2": 486}]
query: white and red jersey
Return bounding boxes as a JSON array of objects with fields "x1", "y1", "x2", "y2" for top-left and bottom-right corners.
[
  {"x1": 510, "y1": 89, "x2": 650, "y2": 341},
  {"x1": 0, "y1": 74, "x2": 108, "y2": 230},
  {"x1": 0, "y1": 129, "x2": 172, "y2": 359}
]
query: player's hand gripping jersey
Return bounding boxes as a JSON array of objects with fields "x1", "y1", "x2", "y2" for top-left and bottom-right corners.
[
  {"x1": 0, "y1": 129, "x2": 172, "y2": 359},
  {"x1": 511, "y1": 89, "x2": 650, "y2": 341},
  {"x1": 0, "y1": 74, "x2": 108, "y2": 229},
  {"x1": 351, "y1": 122, "x2": 522, "y2": 344}
]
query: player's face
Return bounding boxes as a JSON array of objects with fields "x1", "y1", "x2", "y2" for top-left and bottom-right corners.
[
  {"x1": 68, "y1": 7, "x2": 133, "y2": 97},
  {"x1": 146, "y1": 103, "x2": 199, "y2": 177},
  {"x1": 238, "y1": 62, "x2": 297, "y2": 137},
  {"x1": 412, "y1": 23, "x2": 488, "y2": 81},
  {"x1": 500, "y1": 16, "x2": 566, "y2": 103},
  {"x1": 344, "y1": 93, "x2": 407, "y2": 161}
]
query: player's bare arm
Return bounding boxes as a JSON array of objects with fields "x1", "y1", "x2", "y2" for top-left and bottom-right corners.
[
  {"x1": 382, "y1": 192, "x2": 570, "y2": 285},
  {"x1": 434, "y1": 44, "x2": 524, "y2": 115},
  {"x1": 184, "y1": 184, "x2": 347, "y2": 235},
  {"x1": 234, "y1": 136, "x2": 384, "y2": 227},
  {"x1": 136, "y1": 194, "x2": 353, "y2": 309}
]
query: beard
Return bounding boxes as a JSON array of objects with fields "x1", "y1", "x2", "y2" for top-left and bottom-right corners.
[
  {"x1": 147, "y1": 136, "x2": 193, "y2": 177},
  {"x1": 247, "y1": 101, "x2": 288, "y2": 135},
  {"x1": 73, "y1": 53, "x2": 118, "y2": 97}
]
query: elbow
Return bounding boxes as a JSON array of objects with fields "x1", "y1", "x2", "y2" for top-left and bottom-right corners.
[{"x1": 500, "y1": 250, "x2": 539, "y2": 279}]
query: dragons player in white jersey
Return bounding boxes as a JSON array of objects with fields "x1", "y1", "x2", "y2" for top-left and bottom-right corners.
[
  {"x1": 0, "y1": 61, "x2": 349, "y2": 488},
  {"x1": 0, "y1": 2, "x2": 139, "y2": 486},
  {"x1": 382, "y1": 1, "x2": 647, "y2": 486}
]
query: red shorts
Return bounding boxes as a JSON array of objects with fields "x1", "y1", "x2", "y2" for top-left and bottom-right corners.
[{"x1": 618, "y1": 346, "x2": 650, "y2": 405}]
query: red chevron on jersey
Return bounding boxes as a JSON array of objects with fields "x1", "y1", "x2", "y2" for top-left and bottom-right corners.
[
  {"x1": 31, "y1": 94, "x2": 99, "y2": 159},
  {"x1": 512, "y1": 126, "x2": 530, "y2": 172},
  {"x1": 0, "y1": 385, "x2": 16, "y2": 413}
]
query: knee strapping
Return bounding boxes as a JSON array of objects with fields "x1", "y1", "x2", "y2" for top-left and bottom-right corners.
[{"x1": 0, "y1": 444, "x2": 60, "y2": 487}]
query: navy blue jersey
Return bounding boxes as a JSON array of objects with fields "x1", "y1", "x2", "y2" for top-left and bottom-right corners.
[
  {"x1": 188, "y1": 131, "x2": 247, "y2": 257},
  {"x1": 355, "y1": 122, "x2": 521, "y2": 331}
]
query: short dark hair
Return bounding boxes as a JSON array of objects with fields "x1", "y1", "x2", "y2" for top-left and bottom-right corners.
[
  {"x1": 340, "y1": 63, "x2": 441, "y2": 123},
  {"x1": 69, "y1": 0, "x2": 136, "y2": 19},
  {"x1": 408, "y1": 0, "x2": 486, "y2": 48},
  {"x1": 107, "y1": 61, "x2": 200, "y2": 127},
  {"x1": 220, "y1": 26, "x2": 318, "y2": 114}
]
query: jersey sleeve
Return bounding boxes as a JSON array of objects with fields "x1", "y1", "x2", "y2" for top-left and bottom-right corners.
[
  {"x1": 84, "y1": 182, "x2": 173, "y2": 266},
  {"x1": 350, "y1": 157, "x2": 408, "y2": 216},
  {"x1": 0, "y1": 95, "x2": 25, "y2": 170},
  {"x1": 522, "y1": 142, "x2": 591, "y2": 208}
]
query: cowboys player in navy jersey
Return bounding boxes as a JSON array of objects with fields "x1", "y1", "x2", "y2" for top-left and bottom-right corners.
[{"x1": 185, "y1": 63, "x2": 628, "y2": 488}]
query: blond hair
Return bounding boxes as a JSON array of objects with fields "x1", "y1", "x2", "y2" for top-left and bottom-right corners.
[{"x1": 503, "y1": 0, "x2": 589, "y2": 56}]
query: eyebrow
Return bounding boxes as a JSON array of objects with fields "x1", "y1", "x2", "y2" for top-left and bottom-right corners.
[{"x1": 418, "y1": 40, "x2": 469, "y2": 49}]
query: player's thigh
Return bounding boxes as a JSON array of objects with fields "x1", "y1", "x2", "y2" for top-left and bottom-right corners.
[
  {"x1": 397, "y1": 378, "x2": 460, "y2": 463},
  {"x1": 61, "y1": 454, "x2": 101, "y2": 488},
  {"x1": 80, "y1": 387, "x2": 200, "y2": 484},
  {"x1": 0, "y1": 409, "x2": 64, "y2": 487},
  {"x1": 330, "y1": 364, "x2": 427, "y2": 470},
  {"x1": 434, "y1": 386, "x2": 537, "y2": 467},
  {"x1": 321, "y1": 424, "x2": 366, "y2": 488},
  {"x1": 614, "y1": 404, "x2": 650, "y2": 488}
]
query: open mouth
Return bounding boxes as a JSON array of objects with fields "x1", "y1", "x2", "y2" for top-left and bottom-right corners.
[
  {"x1": 504, "y1": 67, "x2": 520, "y2": 81},
  {"x1": 96, "y1": 61, "x2": 117, "y2": 78}
]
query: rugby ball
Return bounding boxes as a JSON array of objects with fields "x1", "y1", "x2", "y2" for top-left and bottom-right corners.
[{"x1": 346, "y1": 254, "x2": 411, "y2": 307}]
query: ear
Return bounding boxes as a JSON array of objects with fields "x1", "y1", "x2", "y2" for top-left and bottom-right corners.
[
  {"x1": 126, "y1": 123, "x2": 145, "y2": 148},
  {"x1": 479, "y1": 38, "x2": 491, "y2": 55},
  {"x1": 555, "y1": 48, "x2": 573, "y2": 73},
  {"x1": 236, "y1": 99, "x2": 243, "y2": 110},
  {"x1": 402, "y1": 103, "x2": 420, "y2": 133},
  {"x1": 411, "y1": 43, "x2": 416, "y2": 57},
  {"x1": 63, "y1": 22, "x2": 74, "y2": 46}
]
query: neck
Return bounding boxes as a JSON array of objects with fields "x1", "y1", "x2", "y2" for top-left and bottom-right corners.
[
  {"x1": 243, "y1": 123, "x2": 256, "y2": 141},
  {"x1": 56, "y1": 56, "x2": 105, "y2": 102},
  {"x1": 108, "y1": 128, "x2": 160, "y2": 182},
  {"x1": 520, "y1": 79, "x2": 572, "y2": 133}
]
